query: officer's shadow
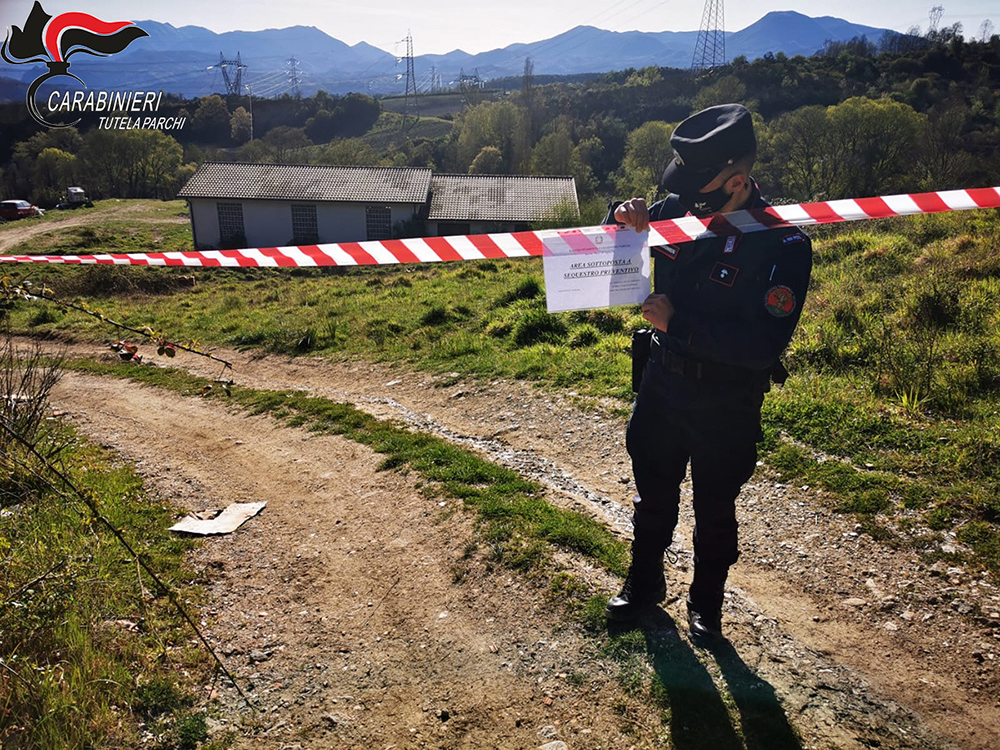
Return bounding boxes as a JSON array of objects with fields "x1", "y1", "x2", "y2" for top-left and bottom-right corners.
[{"x1": 608, "y1": 608, "x2": 802, "y2": 750}]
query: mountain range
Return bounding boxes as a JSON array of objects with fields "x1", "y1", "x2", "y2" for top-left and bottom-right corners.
[{"x1": 0, "y1": 11, "x2": 891, "y2": 101}]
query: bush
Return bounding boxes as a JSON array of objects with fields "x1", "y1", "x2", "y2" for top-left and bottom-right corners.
[
  {"x1": 511, "y1": 309, "x2": 568, "y2": 348},
  {"x1": 497, "y1": 277, "x2": 543, "y2": 306},
  {"x1": 569, "y1": 324, "x2": 600, "y2": 349}
]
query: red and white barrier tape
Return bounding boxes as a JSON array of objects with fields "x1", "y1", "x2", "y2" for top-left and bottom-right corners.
[{"x1": 2, "y1": 187, "x2": 998, "y2": 268}]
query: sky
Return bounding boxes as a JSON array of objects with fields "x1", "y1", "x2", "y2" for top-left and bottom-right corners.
[{"x1": 0, "y1": 0, "x2": 995, "y2": 56}]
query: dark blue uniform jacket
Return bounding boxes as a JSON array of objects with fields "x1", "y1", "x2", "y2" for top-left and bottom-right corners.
[{"x1": 606, "y1": 183, "x2": 813, "y2": 409}]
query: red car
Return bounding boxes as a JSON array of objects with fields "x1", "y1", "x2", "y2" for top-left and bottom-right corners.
[{"x1": 0, "y1": 200, "x2": 43, "y2": 220}]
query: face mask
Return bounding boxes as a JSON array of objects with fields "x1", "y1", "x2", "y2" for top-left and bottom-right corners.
[{"x1": 678, "y1": 184, "x2": 731, "y2": 217}]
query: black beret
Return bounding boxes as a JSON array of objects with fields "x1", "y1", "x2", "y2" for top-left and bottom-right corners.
[{"x1": 660, "y1": 103, "x2": 757, "y2": 194}]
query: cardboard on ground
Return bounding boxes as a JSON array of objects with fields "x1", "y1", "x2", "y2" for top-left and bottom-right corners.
[{"x1": 169, "y1": 501, "x2": 267, "y2": 536}]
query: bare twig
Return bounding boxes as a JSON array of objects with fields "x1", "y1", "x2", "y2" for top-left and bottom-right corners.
[
  {"x1": 360, "y1": 575, "x2": 401, "y2": 629},
  {"x1": 2, "y1": 280, "x2": 233, "y2": 371},
  {"x1": 3, "y1": 559, "x2": 67, "y2": 606}
]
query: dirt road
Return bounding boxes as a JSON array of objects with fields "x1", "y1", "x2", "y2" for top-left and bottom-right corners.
[
  {"x1": 0, "y1": 202, "x2": 188, "y2": 253},
  {"x1": 44, "y1": 339, "x2": 1000, "y2": 749}
]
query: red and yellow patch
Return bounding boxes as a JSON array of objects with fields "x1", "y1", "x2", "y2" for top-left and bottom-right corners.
[{"x1": 764, "y1": 285, "x2": 796, "y2": 318}]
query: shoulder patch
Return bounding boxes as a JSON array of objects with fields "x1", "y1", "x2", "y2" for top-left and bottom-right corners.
[
  {"x1": 764, "y1": 285, "x2": 796, "y2": 317},
  {"x1": 782, "y1": 232, "x2": 806, "y2": 245},
  {"x1": 710, "y1": 262, "x2": 739, "y2": 287}
]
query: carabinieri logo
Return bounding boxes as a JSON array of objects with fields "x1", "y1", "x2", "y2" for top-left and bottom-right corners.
[{"x1": 2, "y1": 1, "x2": 148, "y2": 128}]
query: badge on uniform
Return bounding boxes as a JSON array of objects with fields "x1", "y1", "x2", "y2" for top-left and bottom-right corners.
[
  {"x1": 764, "y1": 285, "x2": 797, "y2": 317},
  {"x1": 710, "y1": 262, "x2": 739, "y2": 287},
  {"x1": 656, "y1": 244, "x2": 679, "y2": 260}
]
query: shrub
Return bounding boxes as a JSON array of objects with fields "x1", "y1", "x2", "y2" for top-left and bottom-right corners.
[
  {"x1": 569, "y1": 325, "x2": 600, "y2": 349},
  {"x1": 497, "y1": 277, "x2": 543, "y2": 306},
  {"x1": 511, "y1": 309, "x2": 567, "y2": 348}
]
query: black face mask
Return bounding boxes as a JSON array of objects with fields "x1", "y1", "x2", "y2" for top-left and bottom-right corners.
[{"x1": 678, "y1": 184, "x2": 731, "y2": 217}]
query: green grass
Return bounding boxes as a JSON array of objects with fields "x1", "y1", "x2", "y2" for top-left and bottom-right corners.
[
  {"x1": 0, "y1": 423, "x2": 216, "y2": 749},
  {"x1": 6, "y1": 202, "x2": 1000, "y2": 574}
]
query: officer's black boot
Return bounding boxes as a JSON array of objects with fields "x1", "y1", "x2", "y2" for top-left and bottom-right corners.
[
  {"x1": 606, "y1": 546, "x2": 666, "y2": 622},
  {"x1": 687, "y1": 565, "x2": 727, "y2": 643}
]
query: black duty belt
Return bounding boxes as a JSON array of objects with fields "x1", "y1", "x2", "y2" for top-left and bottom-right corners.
[{"x1": 653, "y1": 340, "x2": 769, "y2": 386}]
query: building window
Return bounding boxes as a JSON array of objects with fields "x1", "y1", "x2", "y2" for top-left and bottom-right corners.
[
  {"x1": 217, "y1": 202, "x2": 245, "y2": 247},
  {"x1": 365, "y1": 205, "x2": 392, "y2": 241},
  {"x1": 291, "y1": 203, "x2": 318, "y2": 244}
]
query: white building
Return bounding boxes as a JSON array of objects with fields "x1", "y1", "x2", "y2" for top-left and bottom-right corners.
[{"x1": 178, "y1": 163, "x2": 580, "y2": 250}]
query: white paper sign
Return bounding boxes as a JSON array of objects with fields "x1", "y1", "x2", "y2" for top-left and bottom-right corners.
[{"x1": 542, "y1": 228, "x2": 650, "y2": 313}]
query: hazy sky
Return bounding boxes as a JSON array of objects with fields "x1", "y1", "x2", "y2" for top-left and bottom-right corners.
[{"x1": 1, "y1": 1, "x2": 995, "y2": 55}]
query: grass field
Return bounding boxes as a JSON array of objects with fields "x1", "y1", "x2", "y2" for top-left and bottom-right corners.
[
  {"x1": 0, "y1": 341, "x2": 217, "y2": 749},
  {"x1": 4, "y1": 200, "x2": 1000, "y2": 575}
]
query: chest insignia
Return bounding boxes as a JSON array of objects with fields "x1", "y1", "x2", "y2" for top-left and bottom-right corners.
[
  {"x1": 655, "y1": 244, "x2": 679, "y2": 260},
  {"x1": 709, "y1": 262, "x2": 739, "y2": 287},
  {"x1": 724, "y1": 236, "x2": 737, "y2": 254},
  {"x1": 765, "y1": 285, "x2": 797, "y2": 317}
]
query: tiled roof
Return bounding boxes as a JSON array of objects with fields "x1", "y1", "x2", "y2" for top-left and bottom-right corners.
[
  {"x1": 178, "y1": 163, "x2": 432, "y2": 203},
  {"x1": 427, "y1": 174, "x2": 579, "y2": 222}
]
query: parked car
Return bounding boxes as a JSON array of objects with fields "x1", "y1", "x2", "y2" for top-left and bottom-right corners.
[{"x1": 0, "y1": 199, "x2": 43, "y2": 221}]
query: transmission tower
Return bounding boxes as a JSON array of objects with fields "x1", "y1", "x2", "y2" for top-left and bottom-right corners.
[
  {"x1": 692, "y1": 0, "x2": 726, "y2": 70},
  {"x1": 400, "y1": 31, "x2": 418, "y2": 130},
  {"x1": 287, "y1": 56, "x2": 302, "y2": 97},
  {"x1": 458, "y1": 67, "x2": 485, "y2": 104},
  {"x1": 929, "y1": 6, "x2": 944, "y2": 33},
  {"x1": 217, "y1": 52, "x2": 246, "y2": 95}
]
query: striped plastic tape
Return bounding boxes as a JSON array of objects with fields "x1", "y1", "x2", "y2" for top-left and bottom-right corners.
[{"x1": 1, "y1": 186, "x2": 998, "y2": 268}]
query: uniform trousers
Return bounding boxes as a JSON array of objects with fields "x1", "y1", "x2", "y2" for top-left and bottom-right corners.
[{"x1": 625, "y1": 352, "x2": 764, "y2": 609}]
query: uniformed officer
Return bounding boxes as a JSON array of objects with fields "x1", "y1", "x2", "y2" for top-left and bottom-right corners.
[{"x1": 605, "y1": 104, "x2": 813, "y2": 643}]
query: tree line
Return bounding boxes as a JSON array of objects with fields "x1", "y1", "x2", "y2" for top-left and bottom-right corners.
[{"x1": 0, "y1": 29, "x2": 997, "y2": 212}]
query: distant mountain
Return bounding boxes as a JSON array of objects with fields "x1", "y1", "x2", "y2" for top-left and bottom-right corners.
[{"x1": 0, "y1": 11, "x2": 891, "y2": 101}]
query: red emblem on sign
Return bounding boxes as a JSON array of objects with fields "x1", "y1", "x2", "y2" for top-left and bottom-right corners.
[{"x1": 765, "y1": 285, "x2": 796, "y2": 317}]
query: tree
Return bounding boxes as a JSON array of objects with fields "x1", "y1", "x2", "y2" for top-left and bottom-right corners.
[
  {"x1": 619, "y1": 121, "x2": 674, "y2": 200},
  {"x1": 455, "y1": 101, "x2": 531, "y2": 174},
  {"x1": 80, "y1": 129, "x2": 183, "y2": 199},
  {"x1": 9, "y1": 128, "x2": 83, "y2": 198},
  {"x1": 305, "y1": 109, "x2": 338, "y2": 143},
  {"x1": 191, "y1": 95, "x2": 231, "y2": 142},
  {"x1": 691, "y1": 75, "x2": 749, "y2": 113},
  {"x1": 319, "y1": 138, "x2": 381, "y2": 166},
  {"x1": 825, "y1": 97, "x2": 926, "y2": 196},
  {"x1": 624, "y1": 66, "x2": 663, "y2": 87},
  {"x1": 758, "y1": 105, "x2": 833, "y2": 200},
  {"x1": 236, "y1": 139, "x2": 276, "y2": 164},
  {"x1": 33, "y1": 148, "x2": 77, "y2": 205},
  {"x1": 264, "y1": 127, "x2": 312, "y2": 163},
  {"x1": 230, "y1": 106, "x2": 252, "y2": 144},
  {"x1": 918, "y1": 105, "x2": 976, "y2": 189},
  {"x1": 530, "y1": 127, "x2": 574, "y2": 175},
  {"x1": 468, "y1": 146, "x2": 503, "y2": 174}
]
